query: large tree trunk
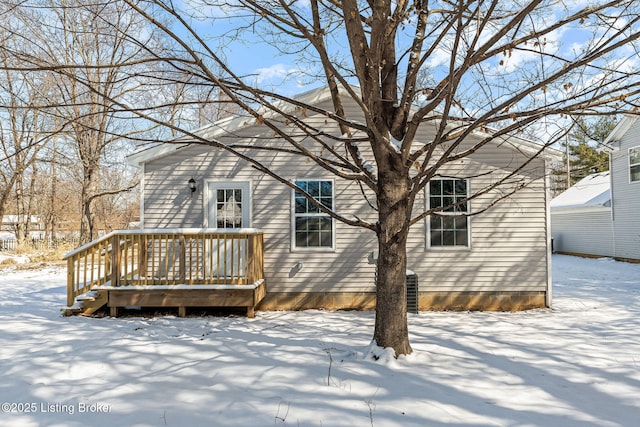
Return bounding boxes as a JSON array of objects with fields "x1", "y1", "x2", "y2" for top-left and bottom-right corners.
[
  {"x1": 14, "y1": 172, "x2": 26, "y2": 242},
  {"x1": 373, "y1": 166, "x2": 413, "y2": 356},
  {"x1": 80, "y1": 167, "x2": 96, "y2": 244},
  {"x1": 80, "y1": 193, "x2": 94, "y2": 244},
  {"x1": 0, "y1": 180, "x2": 15, "y2": 230},
  {"x1": 46, "y1": 137, "x2": 58, "y2": 240}
]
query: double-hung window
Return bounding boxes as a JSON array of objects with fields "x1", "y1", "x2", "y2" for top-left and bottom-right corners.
[
  {"x1": 292, "y1": 180, "x2": 334, "y2": 250},
  {"x1": 428, "y1": 178, "x2": 470, "y2": 248},
  {"x1": 630, "y1": 146, "x2": 640, "y2": 183}
]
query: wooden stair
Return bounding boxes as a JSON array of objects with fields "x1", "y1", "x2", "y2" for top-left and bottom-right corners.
[{"x1": 62, "y1": 290, "x2": 108, "y2": 316}]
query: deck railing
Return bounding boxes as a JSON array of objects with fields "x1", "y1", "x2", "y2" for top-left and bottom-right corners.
[{"x1": 63, "y1": 228, "x2": 265, "y2": 307}]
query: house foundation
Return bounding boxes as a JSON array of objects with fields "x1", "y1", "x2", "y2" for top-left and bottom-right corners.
[{"x1": 256, "y1": 291, "x2": 547, "y2": 312}]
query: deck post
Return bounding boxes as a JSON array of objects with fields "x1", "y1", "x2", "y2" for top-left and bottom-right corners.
[
  {"x1": 105, "y1": 242, "x2": 111, "y2": 282},
  {"x1": 244, "y1": 233, "x2": 264, "y2": 285},
  {"x1": 66, "y1": 257, "x2": 75, "y2": 307},
  {"x1": 111, "y1": 235, "x2": 121, "y2": 287},
  {"x1": 250, "y1": 232, "x2": 265, "y2": 285},
  {"x1": 246, "y1": 234, "x2": 255, "y2": 284}
]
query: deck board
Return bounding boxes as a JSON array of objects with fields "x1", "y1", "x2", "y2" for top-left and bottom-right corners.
[{"x1": 105, "y1": 280, "x2": 266, "y2": 318}]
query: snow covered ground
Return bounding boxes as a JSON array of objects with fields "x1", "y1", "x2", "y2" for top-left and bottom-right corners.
[{"x1": 0, "y1": 255, "x2": 639, "y2": 427}]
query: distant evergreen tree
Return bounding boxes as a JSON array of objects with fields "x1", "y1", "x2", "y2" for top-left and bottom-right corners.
[
  {"x1": 568, "y1": 141, "x2": 610, "y2": 180},
  {"x1": 553, "y1": 117, "x2": 616, "y2": 193},
  {"x1": 569, "y1": 116, "x2": 615, "y2": 180}
]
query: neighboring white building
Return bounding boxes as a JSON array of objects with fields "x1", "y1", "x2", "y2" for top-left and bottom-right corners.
[
  {"x1": 551, "y1": 114, "x2": 640, "y2": 262},
  {"x1": 605, "y1": 115, "x2": 640, "y2": 261},
  {"x1": 551, "y1": 172, "x2": 613, "y2": 257},
  {"x1": 1, "y1": 215, "x2": 42, "y2": 232}
]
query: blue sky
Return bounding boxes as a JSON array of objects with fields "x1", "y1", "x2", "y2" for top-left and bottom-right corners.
[
  {"x1": 180, "y1": 6, "x2": 312, "y2": 96},
  {"x1": 177, "y1": 2, "x2": 637, "y2": 95},
  {"x1": 171, "y1": 0, "x2": 639, "y2": 144}
]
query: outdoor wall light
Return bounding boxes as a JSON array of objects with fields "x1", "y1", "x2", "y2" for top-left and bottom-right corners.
[{"x1": 188, "y1": 177, "x2": 197, "y2": 194}]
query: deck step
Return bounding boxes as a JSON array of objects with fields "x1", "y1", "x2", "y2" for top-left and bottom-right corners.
[
  {"x1": 76, "y1": 291, "x2": 100, "y2": 302},
  {"x1": 66, "y1": 301, "x2": 85, "y2": 310},
  {"x1": 63, "y1": 290, "x2": 108, "y2": 316},
  {"x1": 62, "y1": 301, "x2": 85, "y2": 316}
]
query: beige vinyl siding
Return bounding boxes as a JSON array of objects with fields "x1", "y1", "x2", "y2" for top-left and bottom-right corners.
[
  {"x1": 551, "y1": 209, "x2": 614, "y2": 257},
  {"x1": 407, "y1": 133, "x2": 549, "y2": 292},
  {"x1": 141, "y1": 106, "x2": 550, "y2": 295},
  {"x1": 143, "y1": 145, "x2": 209, "y2": 228},
  {"x1": 143, "y1": 144, "x2": 379, "y2": 293},
  {"x1": 610, "y1": 120, "x2": 640, "y2": 260},
  {"x1": 411, "y1": 162, "x2": 548, "y2": 293}
]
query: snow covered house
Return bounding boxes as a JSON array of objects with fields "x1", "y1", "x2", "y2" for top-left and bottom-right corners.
[
  {"x1": 551, "y1": 115, "x2": 640, "y2": 262},
  {"x1": 551, "y1": 172, "x2": 613, "y2": 257},
  {"x1": 64, "y1": 87, "x2": 561, "y2": 316}
]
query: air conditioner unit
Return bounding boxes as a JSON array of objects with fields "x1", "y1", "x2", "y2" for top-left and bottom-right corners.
[
  {"x1": 374, "y1": 268, "x2": 419, "y2": 313},
  {"x1": 406, "y1": 270, "x2": 419, "y2": 314}
]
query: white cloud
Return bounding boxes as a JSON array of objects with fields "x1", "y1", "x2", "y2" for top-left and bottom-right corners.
[
  {"x1": 178, "y1": 0, "x2": 236, "y2": 19},
  {"x1": 253, "y1": 63, "x2": 302, "y2": 84}
]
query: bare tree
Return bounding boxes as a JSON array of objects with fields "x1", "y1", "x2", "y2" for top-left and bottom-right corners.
[
  {"x1": 44, "y1": 1, "x2": 144, "y2": 243},
  {"x1": 0, "y1": 33, "x2": 52, "y2": 240},
  {"x1": 3, "y1": 0, "x2": 640, "y2": 355},
  {"x1": 1, "y1": 0, "x2": 160, "y2": 243}
]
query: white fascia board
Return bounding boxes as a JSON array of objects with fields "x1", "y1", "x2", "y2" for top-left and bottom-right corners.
[
  {"x1": 603, "y1": 115, "x2": 639, "y2": 147},
  {"x1": 442, "y1": 121, "x2": 564, "y2": 162},
  {"x1": 127, "y1": 86, "x2": 339, "y2": 168},
  {"x1": 551, "y1": 205, "x2": 612, "y2": 214},
  {"x1": 127, "y1": 143, "x2": 190, "y2": 167}
]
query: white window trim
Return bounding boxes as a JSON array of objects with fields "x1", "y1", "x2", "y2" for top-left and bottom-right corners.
[
  {"x1": 629, "y1": 146, "x2": 640, "y2": 184},
  {"x1": 203, "y1": 179, "x2": 252, "y2": 228},
  {"x1": 290, "y1": 178, "x2": 336, "y2": 252},
  {"x1": 425, "y1": 177, "x2": 472, "y2": 250}
]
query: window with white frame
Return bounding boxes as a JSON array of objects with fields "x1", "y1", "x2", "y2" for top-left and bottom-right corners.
[
  {"x1": 292, "y1": 180, "x2": 334, "y2": 249},
  {"x1": 630, "y1": 146, "x2": 640, "y2": 182},
  {"x1": 428, "y1": 178, "x2": 470, "y2": 247}
]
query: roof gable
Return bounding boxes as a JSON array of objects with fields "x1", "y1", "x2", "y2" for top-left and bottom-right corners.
[
  {"x1": 603, "y1": 115, "x2": 640, "y2": 148},
  {"x1": 129, "y1": 85, "x2": 561, "y2": 166}
]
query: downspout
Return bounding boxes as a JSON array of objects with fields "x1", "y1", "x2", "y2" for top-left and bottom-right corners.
[
  {"x1": 545, "y1": 158, "x2": 553, "y2": 308},
  {"x1": 609, "y1": 151, "x2": 615, "y2": 258}
]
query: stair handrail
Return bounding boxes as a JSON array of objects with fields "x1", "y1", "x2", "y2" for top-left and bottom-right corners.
[
  {"x1": 64, "y1": 232, "x2": 118, "y2": 307},
  {"x1": 63, "y1": 231, "x2": 117, "y2": 261}
]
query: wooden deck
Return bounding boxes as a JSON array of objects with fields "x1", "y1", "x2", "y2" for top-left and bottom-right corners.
[{"x1": 63, "y1": 228, "x2": 266, "y2": 317}]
